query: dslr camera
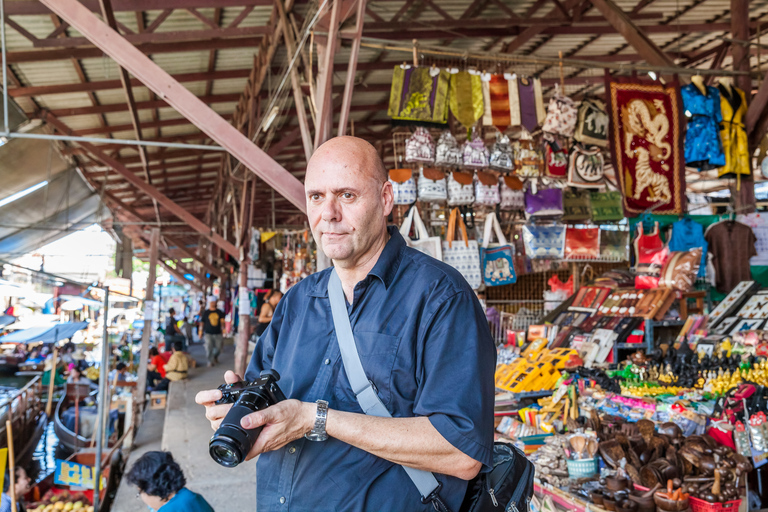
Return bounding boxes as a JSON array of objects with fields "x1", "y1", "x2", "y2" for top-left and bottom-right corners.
[{"x1": 208, "y1": 369, "x2": 287, "y2": 467}]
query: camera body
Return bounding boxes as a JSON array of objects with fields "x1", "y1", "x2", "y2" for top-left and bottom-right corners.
[{"x1": 209, "y1": 369, "x2": 287, "y2": 467}]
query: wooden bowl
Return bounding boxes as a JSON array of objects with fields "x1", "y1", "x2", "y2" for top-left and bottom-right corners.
[
  {"x1": 653, "y1": 493, "x2": 689, "y2": 512},
  {"x1": 591, "y1": 491, "x2": 605, "y2": 506},
  {"x1": 606, "y1": 476, "x2": 630, "y2": 492},
  {"x1": 603, "y1": 498, "x2": 617, "y2": 511},
  {"x1": 618, "y1": 500, "x2": 639, "y2": 512}
]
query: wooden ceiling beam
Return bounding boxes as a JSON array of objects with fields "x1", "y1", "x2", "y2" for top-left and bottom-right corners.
[
  {"x1": 48, "y1": 93, "x2": 239, "y2": 117},
  {"x1": 6, "y1": 0, "x2": 276, "y2": 15}
]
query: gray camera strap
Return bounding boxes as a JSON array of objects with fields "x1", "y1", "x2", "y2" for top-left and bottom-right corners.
[{"x1": 327, "y1": 269, "x2": 444, "y2": 505}]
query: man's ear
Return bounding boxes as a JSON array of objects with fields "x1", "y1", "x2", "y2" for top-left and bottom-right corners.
[{"x1": 382, "y1": 180, "x2": 394, "y2": 216}]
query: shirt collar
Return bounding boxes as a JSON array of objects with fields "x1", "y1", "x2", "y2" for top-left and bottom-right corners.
[{"x1": 308, "y1": 226, "x2": 405, "y2": 298}]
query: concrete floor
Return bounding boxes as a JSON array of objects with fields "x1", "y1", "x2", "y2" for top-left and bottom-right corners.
[{"x1": 112, "y1": 339, "x2": 256, "y2": 511}]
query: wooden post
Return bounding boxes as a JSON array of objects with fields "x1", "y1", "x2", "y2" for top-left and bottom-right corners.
[
  {"x1": 235, "y1": 255, "x2": 250, "y2": 377},
  {"x1": 6, "y1": 420, "x2": 16, "y2": 512},
  {"x1": 136, "y1": 228, "x2": 160, "y2": 412},
  {"x1": 338, "y1": 0, "x2": 367, "y2": 137},
  {"x1": 45, "y1": 347, "x2": 58, "y2": 417},
  {"x1": 731, "y1": 0, "x2": 752, "y2": 96}
]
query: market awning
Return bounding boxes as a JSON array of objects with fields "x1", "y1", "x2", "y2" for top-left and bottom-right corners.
[
  {"x1": 0, "y1": 315, "x2": 15, "y2": 329},
  {"x1": 0, "y1": 321, "x2": 88, "y2": 344}
]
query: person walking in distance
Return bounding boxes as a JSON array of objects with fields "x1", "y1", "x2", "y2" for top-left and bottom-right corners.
[{"x1": 199, "y1": 300, "x2": 225, "y2": 367}]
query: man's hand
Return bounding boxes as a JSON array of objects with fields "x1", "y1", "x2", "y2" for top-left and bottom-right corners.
[
  {"x1": 240, "y1": 400, "x2": 315, "y2": 461},
  {"x1": 195, "y1": 370, "x2": 241, "y2": 430}
]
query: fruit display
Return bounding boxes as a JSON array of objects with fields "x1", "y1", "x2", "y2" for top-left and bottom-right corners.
[{"x1": 28, "y1": 490, "x2": 93, "y2": 512}]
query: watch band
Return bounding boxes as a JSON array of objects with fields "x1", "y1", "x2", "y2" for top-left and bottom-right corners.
[{"x1": 305, "y1": 400, "x2": 329, "y2": 442}]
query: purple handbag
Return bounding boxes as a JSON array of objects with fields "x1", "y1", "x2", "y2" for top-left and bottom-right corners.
[{"x1": 524, "y1": 187, "x2": 564, "y2": 218}]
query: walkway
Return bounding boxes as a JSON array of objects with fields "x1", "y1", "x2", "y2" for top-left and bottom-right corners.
[{"x1": 111, "y1": 339, "x2": 256, "y2": 511}]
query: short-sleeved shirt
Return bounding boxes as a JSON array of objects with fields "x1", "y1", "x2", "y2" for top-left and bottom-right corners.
[
  {"x1": 201, "y1": 309, "x2": 225, "y2": 335},
  {"x1": 245, "y1": 226, "x2": 496, "y2": 512},
  {"x1": 705, "y1": 221, "x2": 757, "y2": 293},
  {"x1": 151, "y1": 354, "x2": 168, "y2": 378},
  {"x1": 156, "y1": 488, "x2": 213, "y2": 511}
]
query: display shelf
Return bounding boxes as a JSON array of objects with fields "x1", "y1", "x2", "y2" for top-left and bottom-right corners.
[
  {"x1": 495, "y1": 390, "x2": 554, "y2": 400},
  {"x1": 534, "y1": 482, "x2": 610, "y2": 512}
]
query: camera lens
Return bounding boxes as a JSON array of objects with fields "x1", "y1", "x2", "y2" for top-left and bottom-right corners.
[
  {"x1": 209, "y1": 441, "x2": 242, "y2": 468},
  {"x1": 209, "y1": 391, "x2": 271, "y2": 467}
]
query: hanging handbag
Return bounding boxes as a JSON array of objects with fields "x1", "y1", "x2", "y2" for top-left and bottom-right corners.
[
  {"x1": 522, "y1": 224, "x2": 566, "y2": 259},
  {"x1": 462, "y1": 128, "x2": 490, "y2": 169},
  {"x1": 574, "y1": 97, "x2": 609, "y2": 147},
  {"x1": 524, "y1": 187, "x2": 563, "y2": 218},
  {"x1": 405, "y1": 127, "x2": 436, "y2": 164},
  {"x1": 489, "y1": 133, "x2": 515, "y2": 172},
  {"x1": 442, "y1": 208, "x2": 482, "y2": 290},
  {"x1": 590, "y1": 191, "x2": 623, "y2": 222},
  {"x1": 600, "y1": 229, "x2": 629, "y2": 260},
  {"x1": 500, "y1": 176, "x2": 525, "y2": 211},
  {"x1": 447, "y1": 170, "x2": 476, "y2": 206},
  {"x1": 564, "y1": 227, "x2": 600, "y2": 260},
  {"x1": 435, "y1": 130, "x2": 463, "y2": 168},
  {"x1": 542, "y1": 91, "x2": 578, "y2": 137},
  {"x1": 545, "y1": 139, "x2": 568, "y2": 178},
  {"x1": 562, "y1": 190, "x2": 592, "y2": 222},
  {"x1": 481, "y1": 212, "x2": 517, "y2": 286},
  {"x1": 514, "y1": 139, "x2": 542, "y2": 178},
  {"x1": 567, "y1": 144, "x2": 604, "y2": 188},
  {"x1": 475, "y1": 171, "x2": 501, "y2": 207},
  {"x1": 327, "y1": 270, "x2": 535, "y2": 512},
  {"x1": 634, "y1": 223, "x2": 669, "y2": 289},
  {"x1": 389, "y1": 168, "x2": 418, "y2": 205},
  {"x1": 418, "y1": 167, "x2": 447, "y2": 202},
  {"x1": 399, "y1": 205, "x2": 443, "y2": 261}
]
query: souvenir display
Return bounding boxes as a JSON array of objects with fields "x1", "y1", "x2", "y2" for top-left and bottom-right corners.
[
  {"x1": 523, "y1": 224, "x2": 566, "y2": 259},
  {"x1": 482, "y1": 73, "x2": 517, "y2": 132},
  {"x1": 659, "y1": 248, "x2": 702, "y2": 291},
  {"x1": 515, "y1": 139, "x2": 544, "y2": 177},
  {"x1": 417, "y1": 167, "x2": 447, "y2": 202},
  {"x1": 736, "y1": 294, "x2": 768, "y2": 318},
  {"x1": 525, "y1": 187, "x2": 564, "y2": 218},
  {"x1": 387, "y1": 65, "x2": 449, "y2": 123},
  {"x1": 564, "y1": 227, "x2": 600, "y2": 260},
  {"x1": 544, "y1": 139, "x2": 568, "y2": 178},
  {"x1": 404, "y1": 126, "x2": 436, "y2": 164},
  {"x1": 475, "y1": 170, "x2": 501, "y2": 207},
  {"x1": 718, "y1": 83, "x2": 751, "y2": 180},
  {"x1": 562, "y1": 190, "x2": 592, "y2": 222},
  {"x1": 434, "y1": 130, "x2": 463, "y2": 168},
  {"x1": 607, "y1": 78, "x2": 686, "y2": 216},
  {"x1": 489, "y1": 132, "x2": 515, "y2": 172},
  {"x1": 442, "y1": 208, "x2": 481, "y2": 289},
  {"x1": 500, "y1": 176, "x2": 525, "y2": 211},
  {"x1": 600, "y1": 229, "x2": 629, "y2": 260},
  {"x1": 568, "y1": 144, "x2": 605, "y2": 188},
  {"x1": 449, "y1": 70, "x2": 484, "y2": 129},
  {"x1": 462, "y1": 129, "x2": 490, "y2": 169},
  {"x1": 668, "y1": 217, "x2": 707, "y2": 278},
  {"x1": 573, "y1": 97, "x2": 609, "y2": 147},
  {"x1": 515, "y1": 76, "x2": 547, "y2": 133},
  {"x1": 590, "y1": 191, "x2": 624, "y2": 222},
  {"x1": 399, "y1": 205, "x2": 442, "y2": 261},
  {"x1": 480, "y1": 212, "x2": 517, "y2": 286},
  {"x1": 389, "y1": 168, "x2": 418, "y2": 205},
  {"x1": 446, "y1": 170, "x2": 475, "y2": 206},
  {"x1": 680, "y1": 82, "x2": 725, "y2": 171},
  {"x1": 738, "y1": 212, "x2": 768, "y2": 265},
  {"x1": 707, "y1": 280, "x2": 758, "y2": 328},
  {"x1": 542, "y1": 91, "x2": 578, "y2": 137}
]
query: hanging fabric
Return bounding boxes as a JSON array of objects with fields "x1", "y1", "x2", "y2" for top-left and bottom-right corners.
[
  {"x1": 447, "y1": 170, "x2": 475, "y2": 206},
  {"x1": 516, "y1": 76, "x2": 546, "y2": 132},
  {"x1": 388, "y1": 65, "x2": 449, "y2": 123},
  {"x1": 480, "y1": 212, "x2": 517, "y2": 286},
  {"x1": 389, "y1": 168, "x2": 418, "y2": 205},
  {"x1": 399, "y1": 205, "x2": 443, "y2": 261},
  {"x1": 542, "y1": 90, "x2": 578, "y2": 137},
  {"x1": 607, "y1": 77, "x2": 686, "y2": 216},
  {"x1": 717, "y1": 84, "x2": 751, "y2": 181},
  {"x1": 449, "y1": 71, "x2": 484, "y2": 129},
  {"x1": 574, "y1": 97, "x2": 609, "y2": 147},
  {"x1": 442, "y1": 208, "x2": 482, "y2": 289},
  {"x1": 481, "y1": 73, "x2": 518, "y2": 131},
  {"x1": 567, "y1": 144, "x2": 605, "y2": 188},
  {"x1": 489, "y1": 132, "x2": 515, "y2": 172},
  {"x1": 434, "y1": 130, "x2": 463, "y2": 168},
  {"x1": 680, "y1": 83, "x2": 726, "y2": 171},
  {"x1": 404, "y1": 127, "x2": 436, "y2": 164}
]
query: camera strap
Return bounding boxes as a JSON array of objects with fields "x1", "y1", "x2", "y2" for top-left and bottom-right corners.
[{"x1": 327, "y1": 269, "x2": 450, "y2": 512}]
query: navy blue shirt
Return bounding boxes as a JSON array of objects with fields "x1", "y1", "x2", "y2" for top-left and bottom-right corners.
[{"x1": 245, "y1": 226, "x2": 496, "y2": 512}]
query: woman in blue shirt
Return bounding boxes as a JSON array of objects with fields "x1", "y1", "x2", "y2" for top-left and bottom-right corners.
[{"x1": 126, "y1": 451, "x2": 213, "y2": 512}]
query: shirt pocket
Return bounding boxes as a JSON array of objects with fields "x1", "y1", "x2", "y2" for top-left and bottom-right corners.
[{"x1": 332, "y1": 331, "x2": 401, "y2": 409}]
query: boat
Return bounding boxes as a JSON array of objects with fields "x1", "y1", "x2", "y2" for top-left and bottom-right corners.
[
  {"x1": 0, "y1": 375, "x2": 49, "y2": 466},
  {"x1": 54, "y1": 383, "x2": 111, "y2": 453},
  {"x1": 0, "y1": 343, "x2": 25, "y2": 374}
]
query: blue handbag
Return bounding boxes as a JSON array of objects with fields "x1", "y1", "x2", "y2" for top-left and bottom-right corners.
[{"x1": 480, "y1": 213, "x2": 517, "y2": 286}]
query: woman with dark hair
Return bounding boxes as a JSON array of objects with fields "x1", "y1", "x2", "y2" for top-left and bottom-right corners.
[
  {"x1": 0, "y1": 466, "x2": 31, "y2": 512},
  {"x1": 255, "y1": 290, "x2": 283, "y2": 336},
  {"x1": 126, "y1": 451, "x2": 213, "y2": 511}
]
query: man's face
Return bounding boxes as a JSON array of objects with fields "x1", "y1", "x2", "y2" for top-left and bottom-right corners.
[
  {"x1": 208, "y1": 302, "x2": 216, "y2": 310},
  {"x1": 305, "y1": 138, "x2": 393, "y2": 265}
]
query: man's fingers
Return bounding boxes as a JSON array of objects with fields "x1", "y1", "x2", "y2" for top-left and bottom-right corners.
[
  {"x1": 224, "y1": 370, "x2": 242, "y2": 384},
  {"x1": 240, "y1": 408, "x2": 273, "y2": 429},
  {"x1": 195, "y1": 389, "x2": 223, "y2": 405},
  {"x1": 205, "y1": 403, "x2": 233, "y2": 422}
]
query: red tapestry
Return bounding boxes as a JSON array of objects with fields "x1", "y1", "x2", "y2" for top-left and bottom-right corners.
[{"x1": 606, "y1": 77, "x2": 686, "y2": 216}]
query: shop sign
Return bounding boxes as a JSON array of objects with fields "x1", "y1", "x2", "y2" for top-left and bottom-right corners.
[{"x1": 54, "y1": 459, "x2": 105, "y2": 490}]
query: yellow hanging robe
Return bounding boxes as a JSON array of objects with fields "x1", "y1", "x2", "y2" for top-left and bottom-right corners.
[{"x1": 718, "y1": 84, "x2": 751, "y2": 187}]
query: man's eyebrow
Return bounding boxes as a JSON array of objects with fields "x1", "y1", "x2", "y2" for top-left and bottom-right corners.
[{"x1": 306, "y1": 187, "x2": 361, "y2": 196}]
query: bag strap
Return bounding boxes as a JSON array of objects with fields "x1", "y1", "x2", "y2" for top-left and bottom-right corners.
[
  {"x1": 326, "y1": 269, "x2": 447, "y2": 510},
  {"x1": 399, "y1": 206, "x2": 416, "y2": 239},
  {"x1": 482, "y1": 212, "x2": 507, "y2": 248},
  {"x1": 411, "y1": 206, "x2": 431, "y2": 240}
]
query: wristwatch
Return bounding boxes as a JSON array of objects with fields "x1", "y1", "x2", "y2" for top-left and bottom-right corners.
[{"x1": 305, "y1": 400, "x2": 329, "y2": 442}]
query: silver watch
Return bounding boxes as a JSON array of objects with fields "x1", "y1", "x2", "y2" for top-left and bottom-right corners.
[{"x1": 305, "y1": 400, "x2": 329, "y2": 442}]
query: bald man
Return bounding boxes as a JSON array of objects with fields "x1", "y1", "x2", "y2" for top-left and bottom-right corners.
[{"x1": 197, "y1": 136, "x2": 495, "y2": 512}]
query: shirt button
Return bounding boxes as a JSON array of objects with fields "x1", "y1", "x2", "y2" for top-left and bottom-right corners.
[
  {"x1": 324, "y1": 358, "x2": 330, "y2": 365},
  {"x1": 289, "y1": 446, "x2": 296, "y2": 454},
  {"x1": 279, "y1": 497, "x2": 286, "y2": 504}
]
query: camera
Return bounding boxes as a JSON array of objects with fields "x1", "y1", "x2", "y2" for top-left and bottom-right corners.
[{"x1": 209, "y1": 369, "x2": 287, "y2": 468}]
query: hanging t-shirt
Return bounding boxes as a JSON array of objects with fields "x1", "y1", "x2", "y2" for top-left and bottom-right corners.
[
  {"x1": 704, "y1": 221, "x2": 756, "y2": 293},
  {"x1": 668, "y1": 218, "x2": 708, "y2": 278},
  {"x1": 738, "y1": 213, "x2": 768, "y2": 266}
]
